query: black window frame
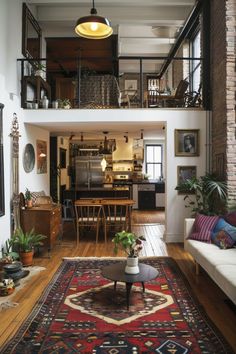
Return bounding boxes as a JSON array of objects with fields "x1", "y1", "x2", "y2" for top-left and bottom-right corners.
[{"x1": 145, "y1": 144, "x2": 163, "y2": 180}]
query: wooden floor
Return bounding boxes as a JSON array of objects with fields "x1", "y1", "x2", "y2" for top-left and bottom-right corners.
[{"x1": 0, "y1": 211, "x2": 236, "y2": 351}]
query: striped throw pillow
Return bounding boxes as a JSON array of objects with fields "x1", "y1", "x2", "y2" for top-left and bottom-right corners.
[{"x1": 189, "y1": 213, "x2": 219, "y2": 243}]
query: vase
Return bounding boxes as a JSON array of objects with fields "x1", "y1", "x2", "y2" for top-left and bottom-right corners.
[
  {"x1": 26, "y1": 199, "x2": 33, "y2": 208},
  {"x1": 42, "y1": 96, "x2": 49, "y2": 109},
  {"x1": 125, "y1": 257, "x2": 139, "y2": 274}
]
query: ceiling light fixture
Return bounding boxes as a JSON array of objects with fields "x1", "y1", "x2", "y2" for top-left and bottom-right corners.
[
  {"x1": 80, "y1": 132, "x2": 84, "y2": 142},
  {"x1": 140, "y1": 129, "x2": 144, "y2": 139},
  {"x1": 124, "y1": 133, "x2": 128, "y2": 143},
  {"x1": 74, "y1": 0, "x2": 113, "y2": 40}
]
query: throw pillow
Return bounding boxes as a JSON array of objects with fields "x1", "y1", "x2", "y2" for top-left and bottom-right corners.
[
  {"x1": 189, "y1": 213, "x2": 219, "y2": 243},
  {"x1": 211, "y1": 218, "x2": 236, "y2": 249},
  {"x1": 31, "y1": 190, "x2": 46, "y2": 204},
  {"x1": 224, "y1": 211, "x2": 236, "y2": 227}
]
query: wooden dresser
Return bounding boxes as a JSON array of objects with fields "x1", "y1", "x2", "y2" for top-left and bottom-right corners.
[{"x1": 20, "y1": 204, "x2": 61, "y2": 253}]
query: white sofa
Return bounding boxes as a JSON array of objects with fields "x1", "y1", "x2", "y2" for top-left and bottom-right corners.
[{"x1": 184, "y1": 218, "x2": 236, "y2": 305}]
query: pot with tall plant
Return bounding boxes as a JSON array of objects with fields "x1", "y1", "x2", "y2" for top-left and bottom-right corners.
[
  {"x1": 12, "y1": 227, "x2": 47, "y2": 266},
  {"x1": 112, "y1": 231, "x2": 146, "y2": 274},
  {"x1": 175, "y1": 172, "x2": 228, "y2": 216},
  {"x1": 25, "y1": 188, "x2": 33, "y2": 208}
]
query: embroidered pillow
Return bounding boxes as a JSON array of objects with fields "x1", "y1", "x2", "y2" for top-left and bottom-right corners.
[
  {"x1": 189, "y1": 214, "x2": 219, "y2": 243},
  {"x1": 224, "y1": 211, "x2": 236, "y2": 227},
  {"x1": 211, "y1": 218, "x2": 236, "y2": 249}
]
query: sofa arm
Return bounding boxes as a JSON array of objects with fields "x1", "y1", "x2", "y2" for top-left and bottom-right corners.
[{"x1": 184, "y1": 218, "x2": 195, "y2": 239}]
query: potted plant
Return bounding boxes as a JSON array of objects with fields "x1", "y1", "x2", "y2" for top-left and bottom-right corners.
[
  {"x1": 31, "y1": 61, "x2": 46, "y2": 78},
  {"x1": 175, "y1": 172, "x2": 228, "y2": 216},
  {"x1": 25, "y1": 188, "x2": 33, "y2": 208},
  {"x1": 58, "y1": 98, "x2": 71, "y2": 109},
  {"x1": 112, "y1": 231, "x2": 146, "y2": 274},
  {"x1": 12, "y1": 227, "x2": 47, "y2": 266},
  {"x1": 0, "y1": 238, "x2": 19, "y2": 270}
]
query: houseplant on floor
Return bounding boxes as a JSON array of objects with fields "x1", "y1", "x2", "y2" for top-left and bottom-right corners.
[
  {"x1": 175, "y1": 172, "x2": 228, "y2": 216},
  {"x1": 12, "y1": 227, "x2": 47, "y2": 266},
  {"x1": 112, "y1": 231, "x2": 146, "y2": 274}
]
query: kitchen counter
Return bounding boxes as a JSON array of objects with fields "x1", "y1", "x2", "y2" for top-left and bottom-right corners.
[
  {"x1": 132, "y1": 179, "x2": 165, "y2": 184},
  {"x1": 63, "y1": 187, "x2": 131, "y2": 202}
]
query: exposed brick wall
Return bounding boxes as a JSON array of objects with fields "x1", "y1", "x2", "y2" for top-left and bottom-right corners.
[
  {"x1": 225, "y1": 0, "x2": 236, "y2": 207},
  {"x1": 211, "y1": 0, "x2": 236, "y2": 208}
]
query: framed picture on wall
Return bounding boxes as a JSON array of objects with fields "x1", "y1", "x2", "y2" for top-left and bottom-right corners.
[
  {"x1": 36, "y1": 140, "x2": 47, "y2": 174},
  {"x1": 177, "y1": 165, "x2": 197, "y2": 194},
  {"x1": 175, "y1": 129, "x2": 199, "y2": 156},
  {"x1": 124, "y1": 80, "x2": 137, "y2": 93}
]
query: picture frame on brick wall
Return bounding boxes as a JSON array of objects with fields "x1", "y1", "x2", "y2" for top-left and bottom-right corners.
[{"x1": 175, "y1": 129, "x2": 199, "y2": 156}]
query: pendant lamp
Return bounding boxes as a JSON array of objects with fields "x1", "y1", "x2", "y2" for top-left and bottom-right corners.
[{"x1": 75, "y1": 0, "x2": 113, "y2": 39}]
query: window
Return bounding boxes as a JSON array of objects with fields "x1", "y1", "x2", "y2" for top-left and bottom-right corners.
[
  {"x1": 145, "y1": 145, "x2": 163, "y2": 179},
  {"x1": 189, "y1": 31, "x2": 201, "y2": 92}
]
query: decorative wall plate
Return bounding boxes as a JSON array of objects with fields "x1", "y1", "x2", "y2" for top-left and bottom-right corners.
[{"x1": 23, "y1": 143, "x2": 35, "y2": 173}]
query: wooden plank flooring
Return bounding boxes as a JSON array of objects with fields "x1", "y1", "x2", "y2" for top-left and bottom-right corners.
[{"x1": 0, "y1": 211, "x2": 236, "y2": 351}]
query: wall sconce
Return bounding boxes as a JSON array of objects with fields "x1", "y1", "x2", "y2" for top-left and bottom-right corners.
[
  {"x1": 140, "y1": 129, "x2": 144, "y2": 139},
  {"x1": 81, "y1": 132, "x2": 84, "y2": 141},
  {"x1": 124, "y1": 134, "x2": 128, "y2": 143}
]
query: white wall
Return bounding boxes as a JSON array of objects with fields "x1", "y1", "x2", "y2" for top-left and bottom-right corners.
[
  {"x1": 0, "y1": 0, "x2": 24, "y2": 254},
  {"x1": 19, "y1": 124, "x2": 50, "y2": 195},
  {"x1": 0, "y1": 0, "x2": 50, "y2": 255}
]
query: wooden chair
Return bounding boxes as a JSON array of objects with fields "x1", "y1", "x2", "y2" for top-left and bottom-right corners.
[
  {"x1": 147, "y1": 90, "x2": 160, "y2": 108},
  {"x1": 161, "y1": 79, "x2": 189, "y2": 107},
  {"x1": 103, "y1": 202, "x2": 130, "y2": 240},
  {"x1": 61, "y1": 199, "x2": 76, "y2": 237},
  {"x1": 74, "y1": 202, "x2": 104, "y2": 244},
  {"x1": 119, "y1": 90, "x2": 130, "y2": 108}
]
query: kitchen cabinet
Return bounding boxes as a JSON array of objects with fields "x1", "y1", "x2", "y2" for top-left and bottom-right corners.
[
  {"x1": 138, "y1": 184, "x2": 156, "y2": 210},
  {"x1": 20, "y1": 204, "x2": 61, "y2": 253}
]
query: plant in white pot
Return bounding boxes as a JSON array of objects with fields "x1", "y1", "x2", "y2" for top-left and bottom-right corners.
[{"x1": 112, "y1": 231, "x2": 146, "y2": 274}]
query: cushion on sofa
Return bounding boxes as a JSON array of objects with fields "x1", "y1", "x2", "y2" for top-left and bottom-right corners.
[
  {"x1": 31, "y1": 190, "x2": 46, "y2": 204},
  {"x1": 211, "y1": 218, "x2": 236, "y2": 249},
  {"x1": 189, "y1": 213, "x2": 219, "y2": 243},
  {"x1": 224, "y1": 211, "x2": 236, "y2": 227}
]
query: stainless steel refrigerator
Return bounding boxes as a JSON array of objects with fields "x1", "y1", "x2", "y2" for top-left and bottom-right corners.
[{"x1": 75, "y1": 156, "x2": 103, "y2": 188}]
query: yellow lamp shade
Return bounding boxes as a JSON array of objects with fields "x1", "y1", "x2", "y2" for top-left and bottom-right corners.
[{"x1": 75, "y1": 15, "x2": 113, "y2": 39}]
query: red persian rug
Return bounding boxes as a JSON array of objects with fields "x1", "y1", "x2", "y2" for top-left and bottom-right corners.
[{"x1": 1, "y1": 257, "x2": 234, "y2": 353}]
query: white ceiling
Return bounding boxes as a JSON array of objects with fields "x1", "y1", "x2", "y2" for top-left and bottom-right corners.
[
  {"x1": 28, "y1": 0, "x2": 196, "y2": 58},
  {"x1": 26, "y1": 0, "x2": 196, "y2": 140}
]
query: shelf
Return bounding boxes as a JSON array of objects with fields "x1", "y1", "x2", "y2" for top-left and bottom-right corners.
[{"x1": 21, "y1": 75, "x2": 51, "y2": 108}]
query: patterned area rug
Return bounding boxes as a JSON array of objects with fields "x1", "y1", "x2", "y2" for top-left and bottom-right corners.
[{"x1": 1, "y1": 257, "x2": 233, "y2": 353}]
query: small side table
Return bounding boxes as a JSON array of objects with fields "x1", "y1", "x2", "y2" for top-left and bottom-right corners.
[{"x1": 101, "y1": 262, "x2": 158, "y2": 310}]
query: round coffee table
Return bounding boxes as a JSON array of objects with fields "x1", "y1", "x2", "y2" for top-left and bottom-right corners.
[{"x1": 101, "y1": 262, "x2": 158, "y2": 310}]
